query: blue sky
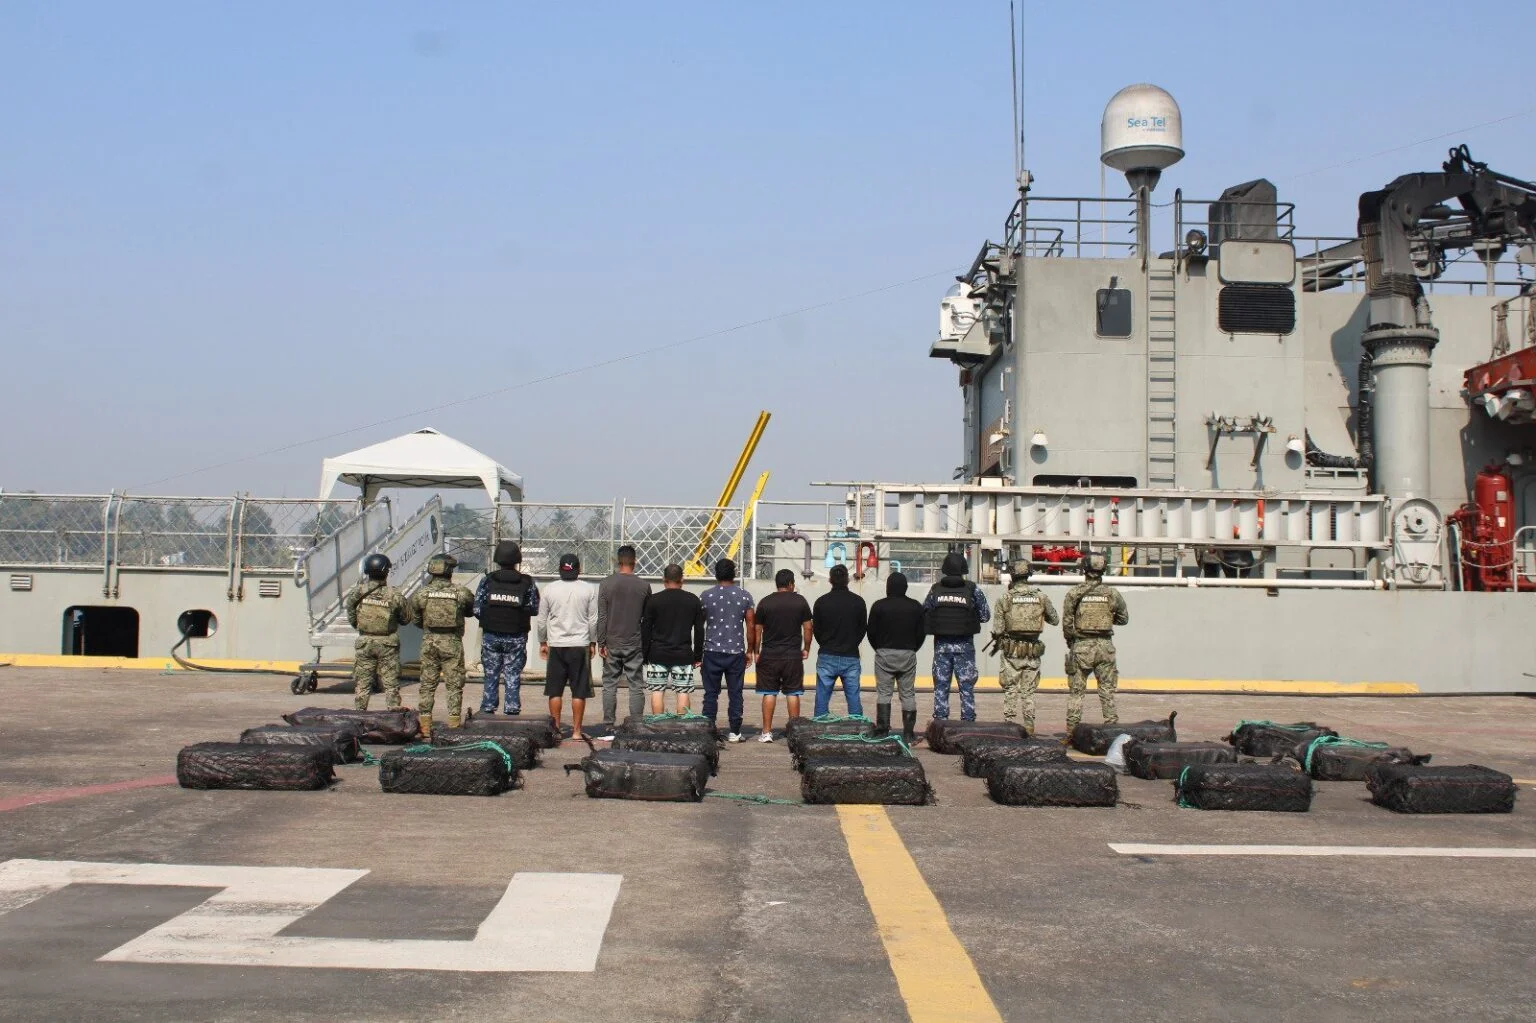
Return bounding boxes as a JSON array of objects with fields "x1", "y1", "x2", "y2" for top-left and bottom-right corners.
[{"x1": 5, "y1": 2, "x2": 1536, "y2": 505}]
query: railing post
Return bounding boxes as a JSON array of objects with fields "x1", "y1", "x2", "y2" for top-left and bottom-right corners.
[{"x1": 228, "y1": 494, "x2": 244, "y2": 601}]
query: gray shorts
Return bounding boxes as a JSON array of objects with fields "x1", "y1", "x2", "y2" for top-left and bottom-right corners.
[{"x1": 644, "y1": 663, "x2": 698, "y2": 694}]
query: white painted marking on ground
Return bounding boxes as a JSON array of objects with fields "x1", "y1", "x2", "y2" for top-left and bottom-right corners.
[
  {"x1": 1110, "y1": 843, "x2": 1536, "y2": 859},
  {"x1": 0, "y1": 859, "x2": 622, "y2": 972}
]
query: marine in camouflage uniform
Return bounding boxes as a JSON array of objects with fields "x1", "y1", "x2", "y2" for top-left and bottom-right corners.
[
  {"x1": 1060, "y1": 552, "x2": 1130, "y2": 732},
  {"x1": 922, "y1": 552, "x2": 991, "y2": 722},
  {"x1": 409, "y1": 553, "x2": 476, "y2": 739},
  {"x1": 344, "y1": 553, "x2": 411, "y2": 712},
  {"x1": 990, "y1": 561, "x2": 1059, "y2": 733}
]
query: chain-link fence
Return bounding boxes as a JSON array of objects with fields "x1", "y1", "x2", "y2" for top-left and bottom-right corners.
[
  {"x1": 239, "y1": 499, "x2": 360, "y2": 570},
  {"x1": 0, "y1": 494, "x2": 113, "y2": 567},
  {"x1": 622, "y1": 504, "x2": 742, "y2": 577},
  {"x1": 113, "y1": 497, "x2": 237, "y2": 569},
  {"x1": 494, "y1": 503, "x2": 616, "y2": 577}
]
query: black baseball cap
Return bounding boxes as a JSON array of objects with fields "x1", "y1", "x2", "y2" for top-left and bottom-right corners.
[{"x1": 559, "y1": 553, "x2": 581, "y2": 580}]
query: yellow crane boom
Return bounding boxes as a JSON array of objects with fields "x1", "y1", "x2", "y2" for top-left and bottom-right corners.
[
  {"x1": 684, "y1": 411, "x2": 770, "y2": 577},
  {"x1": 723, "y1": 471, "x2": 771, "y2": 565}
]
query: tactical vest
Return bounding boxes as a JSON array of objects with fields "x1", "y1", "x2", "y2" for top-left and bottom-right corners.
[
  {"x1": 420, "y1": 583, "x2": 466, "y2": 631},
  {"x1": 479, "y1": 570, "x2": 533, "y2": 635},
  {"x1": 356, "y1": 585, "x2": 397, "y2": 636},
  {"x1": 1074, "y1": 585, "x2": 1115, "y2": 635},
  {"x1": 1001, "y1": 588, "x2": 1046, "y2": 635},
  {"x1": 925, "y1": 581, "x2": 981, "y2": 636}
]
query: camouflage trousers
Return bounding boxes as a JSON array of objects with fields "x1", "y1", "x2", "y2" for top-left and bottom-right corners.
[
  {"x1": 1065, "y1": 637, "x2": 1119, "y2": 731},
  {"x1": 480, "y1": 632, "x2": 527, "y2": 714},
  {"x1": 999, "y1": 641, "x2": 1044, "y2": 732},
  {"x1": 932, "y1": 639, "x2": 979, "y2": 721},
  {"x1": 354, "y1": 635, "x2": 401, "y2": 711},
  {"x1": 418, "y1": 632, "x2": 466, "y2": 722}
]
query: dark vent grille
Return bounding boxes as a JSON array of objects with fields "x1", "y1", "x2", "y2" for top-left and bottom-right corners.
[{"x1": 1219, "y1": 284, "x2": 1295, "y2": 335}]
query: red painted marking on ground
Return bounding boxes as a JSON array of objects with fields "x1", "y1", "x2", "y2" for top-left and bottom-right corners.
[{"x1": 0, "y1": 775, "x2": 178, "y2": 813}]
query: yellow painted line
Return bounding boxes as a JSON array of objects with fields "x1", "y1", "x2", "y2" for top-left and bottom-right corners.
[
  {"x1": 1514, "y1": 778, "x2": 1536, "y2": 788},
  {"x1": 836, "y1": 805, "x2": 1003, "y2": 1023},
  {"x1": 0, "y1": 653, "x2": 303, "y2": 672}
]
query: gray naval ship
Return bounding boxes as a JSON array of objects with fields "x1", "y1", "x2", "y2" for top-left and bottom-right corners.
[{"x1": 2, "y1": 83, "x2": 1534, "y2": 695}]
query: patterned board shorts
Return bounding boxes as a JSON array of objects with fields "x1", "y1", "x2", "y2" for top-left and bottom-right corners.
[{"x1": 644, "y1": 663, "x2": 698, "y2": 694}]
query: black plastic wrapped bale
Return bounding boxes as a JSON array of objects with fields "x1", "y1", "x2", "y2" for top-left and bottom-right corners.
[
  {"x1": 924, "y1": 720, "x2": 1029, "y2": 755},
  {"x1": 571, "y1": 749, "x2": 711, "y2": 802},
  {"x1": 177, "y1": 743, "x2": 334, "y2": 791},
  {"x1": 1069, "y1": 713, "x2": 1177, "y2": 756},
  {"x1": 239, "y1": 724, "x2": 363, "y2": 765},
  {"x1": 618, "y1": 715, "x2": 719, "y2": 738},
  {"x1": 1123, "y1": 740, "x2": 1237, "y2": 780},
  {"x1": 1303, "y1": 737, "x2": 1427, "y2": 782},
  {"x1": 784, "y1": 716, "x2": 874, "y2": 758},
  {"x1": 1366, "y1": 764, "x2": 1516, "y2": 814},
  {"x1": 986, "y1": 761, "x2": 1118, "y2": 807},
  {"x1": 1175, "y1": 763, "x2": 1312, "y2": 812},
  {"x1": 433, "y1": 728, "x2": 540, "y2": 771},
  {"x1": 611, "y1": 733, "x2": 721, "y2": 776},
  {"x1": 464, "y1": 715, "x2": 561, "y2": 749},
  {"x1": 1225, "y1": 720, "x2": 1337, "y2": 759},
  {"x1": 801, "y1": 755, "x2": 930, "y2": 805},
  {"x1": 961, "y1": 740, "x2": 1069, "y2": 779},
  {"x1": 792, "y1": 734, "x2": 912, "y2": 773},
  {"x1": 281, "y1": 707, "x2": 420, "y2": 744},
  {"x1": 378, "y1": 746, "x2": 513, "y2": 796}
]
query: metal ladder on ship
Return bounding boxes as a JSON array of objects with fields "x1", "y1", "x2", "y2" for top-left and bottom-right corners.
[{"x1": 1145, "y1": 259, "x2": 1178, "y2": 489}]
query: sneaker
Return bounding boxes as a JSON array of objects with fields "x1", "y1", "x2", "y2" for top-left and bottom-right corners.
[
  {"x1": 505, "y1": 708, "x2": 520, "y2": 716},
  {"x1": 757, "y1": 731, "x2": 775, "y2": 743},
  {"x1": 727, "y1": 732, "x2": 745, "y2": 743}
]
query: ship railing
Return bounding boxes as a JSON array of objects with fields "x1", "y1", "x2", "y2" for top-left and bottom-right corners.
[
  {"x1": 1009, "y1": 195, "x2": 1297, "y2": 260},
  {"x1": 1514, "y1": 525, "x2": 1536, "y2": 589},
  {"x1": 1296, "y1": 234, "x2": 1534, "y2": 296}
]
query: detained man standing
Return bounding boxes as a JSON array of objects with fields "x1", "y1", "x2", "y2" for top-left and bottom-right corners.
[
  {"x1": 536, "y1": 553, "x2": 600, "y2": 742},
  {"x1": 752, "y1": 568, "x2": 813, "y2": 742},
  {"x1": 923, "y1": 552, "x2": 991, "y2": 722},
  {"x1": 640, "y1": 564, "x2": 705, "y2": 715},
  {"x1": 812, "y1": 563, "x2": 867, "y2": 718},
  {"x1": 595, "y1": 544, "x2": 651, "y2": 729},
  {"x1": 698, "y1": 558, "x2": 755, "y2": 743},
  {"x1": 865, "y1": 571, "x2": 926, "y2": 741}
]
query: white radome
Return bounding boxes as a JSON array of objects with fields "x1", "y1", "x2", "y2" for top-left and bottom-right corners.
[{"x1": 1101, "y1": 83, "x2": 1184, "y2": 174}]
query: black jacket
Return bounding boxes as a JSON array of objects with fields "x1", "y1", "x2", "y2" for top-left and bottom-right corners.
[
  {"x1": 867, "y1": 583, "x2": 926, "y2": 651},
  {"x1": 812, "y1": 586, "x2": 868, "y2": 658},
  {"x1": 640, "y1": 588, "x2": 705, "y2": 667}
]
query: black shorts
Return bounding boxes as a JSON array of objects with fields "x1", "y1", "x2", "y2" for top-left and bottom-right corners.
[
  {"x1": 755, "y1": 655, "x2": 805, "y2": 695},
  {"x1": 544, "y1": 647, "x2": 593, "y2": 699}
]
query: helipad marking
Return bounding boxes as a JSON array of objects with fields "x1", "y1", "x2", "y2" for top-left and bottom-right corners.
[
  {"x1": 837, "y1": 806, "x2": 1004, "y2": 1023},
  {"x1": 1111, "y1": 843, "x2": 1536, "y2": 858},
  {"x1": 0, "y1": 775, "x2": 178, "y2": 813},
  {"x1": 0, "y1": 859, "x2": 622, "y2": 971}
]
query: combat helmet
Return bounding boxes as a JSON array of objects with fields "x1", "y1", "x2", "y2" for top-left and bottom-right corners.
[
  {"x1": 362, "y1": 553, "x2": 391, "y2": 580},
  {"x1": 1083, "y1": 551, "x2": 1108, "y2": 577},
  {"x1": 1010, "y1": 559, "x2": 1032, "y2": 581},
  {"x1": 426, "y1": 552, "x2": 457, "y2": 578}
]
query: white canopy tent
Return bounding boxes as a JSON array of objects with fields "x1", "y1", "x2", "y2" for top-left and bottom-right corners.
[{"x1": 318, "y1": 428, "x2": 524, "y2": 504}]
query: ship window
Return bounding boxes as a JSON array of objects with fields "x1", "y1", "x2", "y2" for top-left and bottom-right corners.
[
  {"x1": 1095, "y1": 288, "x2": 1133, "y2": 337},
  {"x1": 62, "y1": 606, "x2": 139, "y2": 657},
  {"x1": 1219, "y1": 283, "x2": 1295, "y2": 334}
]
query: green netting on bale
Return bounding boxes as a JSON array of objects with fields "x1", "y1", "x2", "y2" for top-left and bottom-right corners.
[
  {"x1": 402, "y1": 740, "x2": 512, "y2": 775},
  {"x1": 812, "y1": 713, "x2": 871, "y2": 723},
  {"x1": 644, "y1": 712, "x2": 710, "y2": 722},
  {"x1": 1303, "y1": 735, "x2": 1388, "y2": 774},
  {"x1": 817, "y1": 732, "x2": 912, "y2": 756}
]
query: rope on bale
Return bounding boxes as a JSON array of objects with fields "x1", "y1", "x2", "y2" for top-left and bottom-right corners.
[
  {"x1": 817, "y1": 733, "x2": 913, "y2": 756},
  {"x1": 402, "y1": 741, "x2": 512, "y2": 775},
  {"x1": 705, "y1": 792, "x2": 804, "y2": 806},
  {"x1": 811, "y1": 713, "x2": 871, "y2": 723},
  {"x1": 1303, "y1": 735, "x2": 1388, "y2": 774},
  {"x1": 643, "y1": 712, "x2": 710, "y2": 722}
]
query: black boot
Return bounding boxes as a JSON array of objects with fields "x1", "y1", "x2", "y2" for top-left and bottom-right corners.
[
  {"x1": 874, "y1": 703, "x2": 891, "y2": 737},
  {"x1": 901, "y1": 710, "x2": 918, "y2": 744}
]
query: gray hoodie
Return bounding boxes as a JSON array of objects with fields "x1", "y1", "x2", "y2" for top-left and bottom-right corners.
[{"x1": 536, "y1": 578, "x2": 600, "y2": 647}]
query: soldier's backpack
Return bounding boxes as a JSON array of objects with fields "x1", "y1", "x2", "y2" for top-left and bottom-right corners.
[
  {"x1": 1302, "y1": 736, "x2": 1426, "y2": 781},
  {"x1": 433, "y1": 728, "x2": 540, "y2": 771},
  {"x1": 1225, "y1": 720, "x2": 1338, "y2": 759},
  {"x1": 1175, "y1": 763, "x2": 1312, "y2": 812},
  {"x1": 465, "y1": 715, "x2": 561, "y2": 749},
  {"x1": 567, "y1": 749, "x2": 711, "y2": 802},
  {"x1": 961, "y1": 738, "x2": 1069, "y2": 778},
  {"x1": 282, "y1": 707, "x2": 421, "y2": 744},
  {"x1": 239, "y1": 724, "x2": 363, "y2": 764},
  {"x1": 612, "y1": 732, "x2": 722, "y2": 776},
  {"x1": 785, "y1": 715, "x2": 874, "y2": 758},
  {"x1": 924, "y1": 719, "x2": 1029, "y2": 754},
  {"x1": 379, "y1": 745, "x2": 513, "y2": 796},
  {"x1": 792, "y1": 734, "x2": 912, "y2": 773},
  {"x1": 986, "y1": 761, "x2": 1119, "y2": 807},
  {"x1": 1366, "y1": 763, "x2": 1516, "y2": 814},
  {"x1": 420, "y1": 587, "x2": 464, "y2": 630},
  {"x1": 1001, "y1": 588, "x2": 1047, "y2": 634},
  {"x1": 801, "y1": 755, "x2": 931, "y2": 805},
  {"x1": 1122, "y1": 739, "x2": 1235, "y2": 780},
  {"x1": 1073, "y1": 585, "x2": 1115, "y2": 634},
  {"x1": 1070, "y1": 713, "x2": 1177, "y2": 756},
  {"x1": 178, "y1": 743, "x2": 335, "y2": 791}
]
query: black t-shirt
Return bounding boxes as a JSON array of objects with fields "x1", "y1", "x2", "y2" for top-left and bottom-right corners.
[{"x1": 755, "y1": 591, "x2": 812, "y2": 658}]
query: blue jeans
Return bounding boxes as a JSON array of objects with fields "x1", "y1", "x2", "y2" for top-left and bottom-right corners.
[
  {"x1": 700, "y1": 651, "x2": 746, "y2": 734},
  {"x1": 480, "y1": 632, "x2": 527, "y2": 713},
  {"x1": 815, "y1": 653, "x2": 864, "y2": 718}
]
